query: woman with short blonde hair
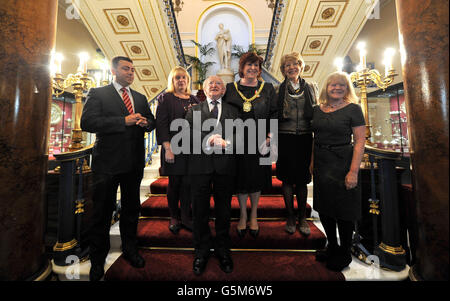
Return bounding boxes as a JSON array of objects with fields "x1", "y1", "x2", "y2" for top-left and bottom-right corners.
[{"x1": 276, "y1": 52, "x2": 317, "y2": 236}]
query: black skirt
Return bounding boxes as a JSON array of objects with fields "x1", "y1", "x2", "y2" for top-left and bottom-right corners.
[
  {"x1": 276, "y1": 133, "x2": 313, "y2": 185},
  {"x1": 312, "y1": 144, "x2": 361, "y2": 221}
]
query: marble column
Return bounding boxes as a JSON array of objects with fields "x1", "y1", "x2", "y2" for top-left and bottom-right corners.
[
  {"x1": 0, "y1": 0, "x2": 58, "y2": 280},
  {"x1": 395, "y1": 0, "x2": 449, "y2": 280}
]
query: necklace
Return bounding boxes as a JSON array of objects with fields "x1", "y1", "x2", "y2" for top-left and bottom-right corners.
[
  {"x1": 326, "y1": 100, "x2": 345, "y2": 108},
  {"x1": 234, "y1": 81, "x2": 265, "y2": 112}
]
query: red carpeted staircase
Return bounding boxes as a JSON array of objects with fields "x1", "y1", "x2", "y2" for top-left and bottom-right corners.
[{"x1": 105, "y1": 164, "x2": 344, "y2": 281}]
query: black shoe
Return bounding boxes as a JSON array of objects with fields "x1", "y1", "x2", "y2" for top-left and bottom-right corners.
[
  {"x1": 123, "y1": 252, "x2": 146, "y2": 268},
  {"x1": 217, "y1": 254, "x2": 233, "y2": 274},
  {"x1": 236, "y1": 227, "x2": 247, "y2": 238},
  {"x1": 326, "y1": 247, "x2": 352, "y2": 272},
  {"x1": 181, "y1": 220, "x2": 193, "y2": 232},
  {"x1": 249, "y1": 228, "x2": 259, "y2": 238},
  {"x1": 169, "y1": 223, "x2": 181, "y2": 234},
  {"x1": 193, "y1": 257, "x2": 209, "y2": 276},
  {"x1": 89, "y1": 263, "x2": 104, "y2": 281},
  {"x1": 315, "y1": 245, "x2": 337, "y2": 262}
]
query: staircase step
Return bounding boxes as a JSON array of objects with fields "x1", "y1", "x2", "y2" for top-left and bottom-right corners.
[
  {"x1": 141, "y1": 195, "x2": 312, "y2": 219},
  {"x1": 150, "y1": 177, "x2": 286, "y2": 195},
  {"x1": 137, "y1": 219, "x2": 326, "y2": 250},
  {"x1": 104, "y1": 248, "x2": 344, "y2": 281}
]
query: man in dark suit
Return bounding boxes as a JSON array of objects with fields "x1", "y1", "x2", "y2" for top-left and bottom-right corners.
[
  {"x1": 81, "y1": 56, "x2": 155, "y2": 281},
  {"x1": 185, "y1": 75, "x2": 238, "y2": 275}
]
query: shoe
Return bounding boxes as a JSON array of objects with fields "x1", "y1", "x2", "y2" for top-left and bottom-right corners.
[
  {"x1": 89, "y1": 263, "x2": 104, "y2": 281},
  {"x1": 181, "y1": 220, "x2": 193, "y2": 232},
  {"x1": 298, "y1": 218, "x2": 311, "y2": 236},
  {"x1": 123, "y1": 252, "x2": 146, "y2": 268},
  {"x1": 249, "y1": 228, "x2": 259, "y2": 238},
  {"x1": 193, "y1": 257, "x2": 209, "y2": 276},
  {"x1": 285, "y1": 216, "x2": 296, "y2": 234},
  {"x1": 236, "y1": 227, "x2": 247, "y2": 238},
  {"x1": 169, "y1": 222, "x2": 181, "y2": 234},
  {"x1": 217, "y1": 254, "x2": 233, "y2": 274},
  {"x1": 326, "y1": 247, "x2": 352, "y2": 272},
  {"x1": 315, "y1": 244, "x2": 337, "y2": 262}
]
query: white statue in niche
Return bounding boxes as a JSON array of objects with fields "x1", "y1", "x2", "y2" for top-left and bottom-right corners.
[{"x1": 215, "y1": 23, "x2": 232, "y2": 70}]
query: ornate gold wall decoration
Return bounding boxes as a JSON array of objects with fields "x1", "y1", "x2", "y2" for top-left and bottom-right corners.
[
  {"x1": 322, "y1": 8, "x2": 335, "y2": 20},
  {"x1": 311, "y1": 1, "x2": 348, "y2": 28},
  {"x1": 309, "y1": 40, "x2": 322, "y2": 49},
  {"x1": 120, "y1": 41, "x2": 150, "y2": 60},
  {"x1": 302, "y1": 61, "x2": 319, "y2": 78},
  {"x1": 135, "y1": 65, "x2": 159, "y2": 81},
  {"x1": 104, "y1": 8, "x2": 140, "y2": 34},
  {"x1": 116, "y1": 15, "x2": 130, "y2": 26},
  {"x1": 143, "y1": 85, "x2": 163, "y2": 98},
  {"x1": 302, "y1": 35, "x2": 331, "y2": 56}
]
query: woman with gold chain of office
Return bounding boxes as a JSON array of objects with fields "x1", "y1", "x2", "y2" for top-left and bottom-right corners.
[{"x1": 222, "y1": 51, "x2": 278, "y2": 238}]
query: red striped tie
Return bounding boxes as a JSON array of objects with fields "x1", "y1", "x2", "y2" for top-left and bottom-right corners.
[{"x1": 121, "y1": 87, "x2": 134, "y2": 114}]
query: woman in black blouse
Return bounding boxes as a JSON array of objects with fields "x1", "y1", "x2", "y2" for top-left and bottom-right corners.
[
  {"x1": 276, "y1": 52, "x2": 317, "y2": 236},
  {"x1": 156, "y1": 66, "x2": 199, "y2": 234},
  {"x1": 223, "y1": 52, "x2": 277, "y2": 238},
  {"x1": 311, "y1": 71, "x2": 365, "y2": 271}
]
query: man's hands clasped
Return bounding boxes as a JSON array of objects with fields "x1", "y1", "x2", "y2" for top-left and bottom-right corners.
[{"x1": 125, "y1": 113, "x2": 149, "y2": 127}]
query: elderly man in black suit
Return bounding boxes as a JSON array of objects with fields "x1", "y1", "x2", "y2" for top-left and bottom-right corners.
[
  {"x1": 81, "y1": 56, "x2": 155, "y2": 281},
  {"x1": 185, "y1": 75, "x2": 238, "y2": 276}
]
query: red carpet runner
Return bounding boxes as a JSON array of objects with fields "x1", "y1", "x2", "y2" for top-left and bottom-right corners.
[{"x1": 105, "y1": 163, "x2": 344, "y2": 281}]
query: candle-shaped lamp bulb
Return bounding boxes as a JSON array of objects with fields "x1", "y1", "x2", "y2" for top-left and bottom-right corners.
[
  {"x1": 357, "y1": 41, "x2": 367, "y2": 69},
  {"x1": 334, "y1": 57, "x2": 344, "y2": 72}
]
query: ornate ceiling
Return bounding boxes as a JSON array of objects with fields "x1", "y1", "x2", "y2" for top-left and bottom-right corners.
[
  {"x1": 268, "y1": 0, "x2": 379, "y2": 86},
  {"x1": 72, "y1": 0, "x2": 379, "y2": 97}
]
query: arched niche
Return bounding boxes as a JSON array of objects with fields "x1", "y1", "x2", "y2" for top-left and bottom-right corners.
[{"x1": 197, "y1": 3, "x2": 254, "y2": 78}]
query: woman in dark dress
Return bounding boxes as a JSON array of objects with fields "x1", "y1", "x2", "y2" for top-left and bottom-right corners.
[
  {"x1": 223, "y1": 52, "x2": 277, "y2": 238},
  {"x1": 311, "y1": 71, "x2": 365, "y2": 272},
  {"x1": 156, "y1": 66, "x2": 199, "y2": 234},
  {"x1": 276, "y1": 52, "x2": 317, "y2": 236}
]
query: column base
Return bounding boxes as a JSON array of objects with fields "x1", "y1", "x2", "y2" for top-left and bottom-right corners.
[{"x1": 374, "y1": 242, "x2": 407, "y2": 271}]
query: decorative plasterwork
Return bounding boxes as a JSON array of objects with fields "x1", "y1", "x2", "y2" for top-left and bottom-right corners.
[
  {"x1": 302, "y1": 61, "x2": 320, "y2": 78},
  {"x1": 104, "y1": 8, "x2": 140, "y2": 34},
  {"x1": 135, "y1": 65, "x2": 159, "y2": 81},
  {"x1": 301, "y1": 35, "x2": 332, "y2": 56},
  {"x1": 120, "y1": 41, "x2": 151, "y2": 60},
  {"x1": 143, "y1": 85, "x2": 164, "y2": 99},
  {"x1": 311, "y1": 1, "x2": 348, "y2": 28}
]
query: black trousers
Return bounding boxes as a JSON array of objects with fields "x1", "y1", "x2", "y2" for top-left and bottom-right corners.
[
  {"x1": 190, "y1": 173, "x2": 234, "y2": 258},
  {"x1": 89, "y1": 169, "x2": 143, "y2": 265}
]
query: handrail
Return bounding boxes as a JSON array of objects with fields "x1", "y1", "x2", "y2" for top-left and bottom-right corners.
[
  {"x1": 264, "y1": 0, "x2": 286, "y2": 70},
  {"x1": 53, "y1": 143, "x2": 94, "y2": 161}
]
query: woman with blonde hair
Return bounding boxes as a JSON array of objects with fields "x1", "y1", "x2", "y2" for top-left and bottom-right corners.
[
  {"x1": 156, "y1": 66, "x2": 199, "y2": 234},
  {"x1": 311, "y1": 71, "x2": 365, "y2": 272},
  {"x1": 276, "y1": 52, "x2": 317, "y2": 235}
]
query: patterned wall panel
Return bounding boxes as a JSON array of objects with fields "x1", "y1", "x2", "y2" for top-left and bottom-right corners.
[
  {"x1": 120, "y1": 40, "x2": 151, "y2": 60},
  {"x1": 301, "y1": 35, "x2": 332, "y2": 56},
  {"x1": 311, "y1": 1, "x2": 348, "y2": 28},
  {"x1": 104, "y1": 8, "x2": 140, "y2": 34},
  {"x1": 135, "y1": 65, "x2": 159, "y2": 81}
]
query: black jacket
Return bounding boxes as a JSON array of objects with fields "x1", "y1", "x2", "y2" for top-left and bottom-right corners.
[
  {"x1": 81, "y1": 84, "x2": 155, "y2": 175},
  {"x1": 185, "y1": 100, "x2": 239, "y2": 176},
  {"x1": 277, "y1": 78, "x2": 316, "y2": 121}
]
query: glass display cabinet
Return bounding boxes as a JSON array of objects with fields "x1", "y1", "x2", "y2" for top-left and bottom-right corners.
[{"x1": 367, "y1": 82, "x2": 409, "y2": 156}]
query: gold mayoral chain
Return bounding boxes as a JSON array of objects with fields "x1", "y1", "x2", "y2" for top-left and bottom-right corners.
[{"x1": 234, "y1": 81, "x2": 265, "y2": 112}]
